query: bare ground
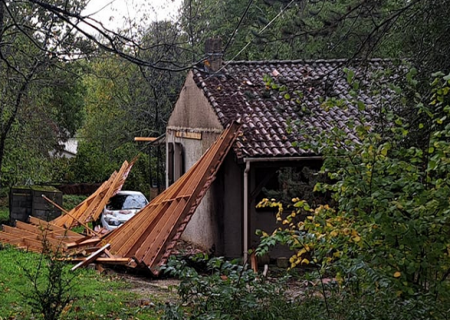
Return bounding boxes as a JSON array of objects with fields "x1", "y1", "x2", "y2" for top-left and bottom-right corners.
[{"x1": 117, "y1": 273, "x2": 181, "y2": 305}]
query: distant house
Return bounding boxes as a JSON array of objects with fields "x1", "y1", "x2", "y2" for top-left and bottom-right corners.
[
  {"x1": 166, "y1": 43, "x2": 400, "y2": 261},
  {"x1": 49, "y1": 138, "x2": 79, "y2": 158}
]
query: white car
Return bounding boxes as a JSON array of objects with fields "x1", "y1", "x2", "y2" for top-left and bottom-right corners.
[{"x1": 100, "y1": 191, "x2": 149, "y2": 231}]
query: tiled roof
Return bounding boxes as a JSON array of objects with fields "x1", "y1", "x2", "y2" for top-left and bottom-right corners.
[{"x1": 192, "y1": 59, "x2": 400, "y2": 159}]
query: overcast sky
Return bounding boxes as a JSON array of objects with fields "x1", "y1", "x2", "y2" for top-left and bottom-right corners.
[{"x1": 82, "y1": 0, "x2": 182, "y2": 30}]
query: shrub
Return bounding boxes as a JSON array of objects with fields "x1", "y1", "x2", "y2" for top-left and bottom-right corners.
[
  {"x1": 160, "y1": 254, "x2": 304, "y2": 320},
  {"x1": 18, "y1": 232, "x2": 78, "y2": 320}
]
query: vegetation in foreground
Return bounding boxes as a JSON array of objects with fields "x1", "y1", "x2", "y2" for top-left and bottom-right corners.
[
  {"x1": 0, "y1": 245, "x2": 164, "y2": 320},
  {"x1": 158, "y1": 253, "x2": 448, "y2": 320}
]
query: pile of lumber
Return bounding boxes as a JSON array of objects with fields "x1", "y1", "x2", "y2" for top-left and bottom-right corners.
[{"x1": 0, "y1": 122, "x2": 240, "y2": 275}]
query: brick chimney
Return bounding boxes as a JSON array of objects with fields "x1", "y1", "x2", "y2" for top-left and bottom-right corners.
[{"x1": 204, "y1": 37, "x2": 223, "y2": 72}]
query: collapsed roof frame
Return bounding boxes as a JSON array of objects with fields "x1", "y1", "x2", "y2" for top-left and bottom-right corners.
[{"x1": 0, "y1": 122, "x2": 241, "y2": 275}]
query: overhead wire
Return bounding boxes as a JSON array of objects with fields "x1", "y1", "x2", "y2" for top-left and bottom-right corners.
[{"x1": 206, "y1": 0, "x2": 296, "y2": 79}]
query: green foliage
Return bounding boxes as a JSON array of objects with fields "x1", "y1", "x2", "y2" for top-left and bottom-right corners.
[
  {"x1": 257, "y1": 72, "x2": 450, "y2": 316},
  {"x1": 62, "y1": 194, "x2": 87, "y2": 211},
  {"x1": 161, "y1": 254, "x2": 300, "y2": 320},
  {"x1": 0, "y1": 246, "x2": 161, "y2": 319},
  {"x1": 19, "y1": 236, "x2": 77, "y2": 320},
  {"x1": 0, "y1": 2, "x2": 87, "y2": 191},
  {"x1": 75, "y1": 46, "x2": 182, "y2": 190},
  {"x1": 68, "y1": 141, "x2": 115, "y2": 183},
  {"x1": 0, "y1": 206, "x2": 9, "y2": 225}
]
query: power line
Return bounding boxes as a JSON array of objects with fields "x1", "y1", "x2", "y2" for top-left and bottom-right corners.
[{"x1": 207, "y1": 0, "x2": 296, "y2": 79}]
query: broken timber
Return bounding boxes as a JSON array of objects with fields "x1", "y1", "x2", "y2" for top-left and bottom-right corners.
[
  {"x1": 102, "y1": 121, "x2": 241, "y2": 275},
  {"x1": 51, "y1": 158, "x2": 136, "y2": 230},
  {"x1": 0, "y1": 159, "x2": 135, "y2": 253},
  {"x1": 0, "y1": 123, "x2": 240, "y2": 275}
]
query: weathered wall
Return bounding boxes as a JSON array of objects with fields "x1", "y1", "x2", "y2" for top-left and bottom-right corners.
[
  {"x1": 166, "y1": 71, "x2": 225, "y2": 251},
  {"x1": 165, "y1": 130, "x2": 223, "y2": 251},
  {"x1": 168, "y1": 71, "x2": 223, "y2": 130}
]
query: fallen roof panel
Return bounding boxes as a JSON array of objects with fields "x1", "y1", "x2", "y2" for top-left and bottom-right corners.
[
  {"x1": 0, "y1": 124, "x2": 240, "y2": 274},
  {"x1": 101, "y1": 122, "x2": 241, "y2": 275},
  {"x1": 52, "y1": 159, "x2": 136, "y2": 230}
]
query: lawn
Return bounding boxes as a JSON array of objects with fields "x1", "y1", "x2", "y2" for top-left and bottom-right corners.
[
  {"x1": 0, "y1": 195, "x2": 176, "y2": 319},
  {"x1": 0, "y1": 245, "x2": 172, "y2": 319}
]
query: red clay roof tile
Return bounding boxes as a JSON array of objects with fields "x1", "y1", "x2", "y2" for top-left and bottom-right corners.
[{"x1": 193, "y1": 59, "x2": 399, "y2": 158}]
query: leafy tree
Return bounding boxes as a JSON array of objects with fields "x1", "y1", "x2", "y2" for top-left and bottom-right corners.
[
  {"x1": 0, "y1": 1, "x2": 86, "y2": 189},
  {"x1": 73, "y1": 20, "x2": 186, "y2": 192},
  {"x1": 8, "y1": 0, "x2": 198, "y2": 71},
  {"x1": 257, "y1": 73, "x2": 450, "y2": 304}
]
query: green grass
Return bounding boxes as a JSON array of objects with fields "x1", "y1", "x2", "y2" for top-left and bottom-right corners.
[
  {"x1": 0, "y1": 206, "x2": 8, "y2": 225},
  {"x1": 0, "y1": 246, "x2": 165, "y2": 319}
]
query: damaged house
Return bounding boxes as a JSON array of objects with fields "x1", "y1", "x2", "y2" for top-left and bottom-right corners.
[{"x1": 166, "y1": 41, "x2": 401, "y2": 262}]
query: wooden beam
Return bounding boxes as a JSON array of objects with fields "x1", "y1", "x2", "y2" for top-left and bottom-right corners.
[
  {"x1": 66, "y1": 257, "x2": 131, "y2": 265},
  {"x1": 66, "y1": 237, "x2": 101, "y2": 248},
  {"x1": 71, "y1": 243, "x2": 110, "y2": 271},
  {"x1": 134, "y1": 137, "x2": 157, "y2": 142},
  {"x1": 42, "y1": 195, "x2": 100, "y2": 237}
]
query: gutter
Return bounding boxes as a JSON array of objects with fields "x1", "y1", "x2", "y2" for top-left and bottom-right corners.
[{"x1": 242, "y1": 156, "x2": 322, "y2": 263}]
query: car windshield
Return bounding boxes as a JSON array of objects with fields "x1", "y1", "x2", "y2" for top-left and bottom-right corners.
[{"x1": 106, "y1": 194, "x2": 148, "y2": 210}]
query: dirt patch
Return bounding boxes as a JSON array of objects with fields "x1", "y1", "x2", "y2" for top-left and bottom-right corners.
[{"x1": 117, "y1": 273, "x2": 181, "y2": 304}]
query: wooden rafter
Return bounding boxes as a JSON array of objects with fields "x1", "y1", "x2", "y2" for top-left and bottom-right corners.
[
  {"x1": 102, "y1": 122, "x2": 241, "y2": 275},
  {"x1": 0, "y1": 124, "x2": 240, "y2": 274}
]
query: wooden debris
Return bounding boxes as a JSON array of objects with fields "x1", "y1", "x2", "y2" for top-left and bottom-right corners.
[
  {"x1": 0, "y1": 124, "x2": 240, "y2": 274},
  {"x1": 52, "y1": 158, "x2": 136, "y2": 229},
  {"x1": 102, "y1": 122, "x2": 241, "y2": 275},
  {"x1": 0, "y1": 160, "x2": 134, "y2": 262},
  {"x1": 71, "y1": 244, "x2": 110, "y2": 271}
]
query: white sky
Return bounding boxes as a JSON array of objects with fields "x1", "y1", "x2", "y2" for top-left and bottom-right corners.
[{"x1": 82, "y1": 0, "x2": 182, "y2": 31}]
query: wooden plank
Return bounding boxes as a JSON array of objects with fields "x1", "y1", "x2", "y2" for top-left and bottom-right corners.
[
  {"x1": 134, "y1": 198, "x2": 188, "y2": 262},
  {"x1": 29, "y1": 217, "x2": 84, "y2": 239},
  {"x1": 149, "y1": 123, "x2": 240, "y2": 273},
  {"x1": 66, "y1": 237, "x2": 101, "y2": 248},
  {"x1": 51, "y1": 178, "x2": 111, "y2": 227},
  {"x1": 42, "y1": 195, "x2": 99, "y2": 237},
  {"x1": 108, "y1": 201, "x2": 172, "y2": 257},
  {"x1": 15, "y1": 221, "x2": 72, "y2": 242},
  {"x1": 107, "y1": 162, "x2": 203, "y2": 255},
  {"x1": 104, "y1": 151, "x2": 208, "y2": 255},
  {"x1": 66, "y1": 257, "x2": 131, "y2": 265},
  {"x1": 0, "y1": 231, "x2": 33, "y2": 244},
  {"x1": 71, "y1": 244, "x2": 111, "y2": 271},
  {"x1": 78, "y1": 160, "x2": 133, "y2": 224},
  {"x1": 51, "y1": 170, "x2": 118, "y2": 228},
  {"x1": 2, "y1": 225, "x2": 37, "y2": 237},
  {"x1": 134, "y1": 137, "x2": 157, "y2": 142}
]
